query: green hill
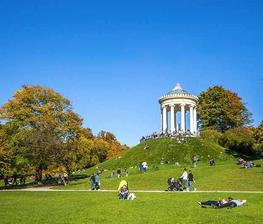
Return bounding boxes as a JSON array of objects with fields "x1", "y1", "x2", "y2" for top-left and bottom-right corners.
[
  {"x1": 99, "y1": 137, "x2": 232, "y2": 169},
  {"x1": 51, "y1": 138, "x2": 262, "y2": 192}
]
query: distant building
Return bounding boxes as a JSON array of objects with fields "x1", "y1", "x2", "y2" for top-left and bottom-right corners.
[{"x1": 159, "y1": 83, "x2": 198, "y2": 135}]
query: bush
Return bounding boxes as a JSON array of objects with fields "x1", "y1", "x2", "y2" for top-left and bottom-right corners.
[
  {"x1": 219, "y1": 127, "x2": 256, "y2": 155},
  {"x1": 200, "y1": 128, "x2": 223, "y2": 143},
  {"x1": 253, "y1": 143, "x2": 263, "y2": 156}
]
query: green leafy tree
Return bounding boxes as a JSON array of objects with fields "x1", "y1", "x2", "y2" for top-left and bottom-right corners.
[
  {"x1": 254, "y1": 121, "x2": 263, "y2": 143},
  {"x1": 0, "y1": 85, "x2": 83, "y2": 176},
  {"x1": 198, "y1": 86, "x2": 252, "y2": 132},
  {"x1": 219, "y1": 127, "x2": 256, "y2": 155},
  {"x1": 0, "y1": 126, "x2": 13, "y2": 176}
]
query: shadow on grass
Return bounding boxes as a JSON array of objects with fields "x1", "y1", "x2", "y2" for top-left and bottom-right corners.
[
  {"x1": 225, "y1": 149, "x2": 262, "y2": 161},
  {"x1": 0, "y1": 174, "x2": 89, "y2": 190}
]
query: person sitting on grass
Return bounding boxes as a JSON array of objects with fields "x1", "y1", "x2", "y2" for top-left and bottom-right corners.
[
  {"x1": 119, "y1": 186, "x2": 129, "y2": 200},
  {"x1": 118, "y1": 180, "x2": 129, "y2": 200},
  {"x1": 118, "y1": 180, "x2": 136, "y2": 200},
  {"x1": 209, "y1": 159, "x2": 215, "y2": 166},
  {"x1": 244, "y1": 161, "x2": 254, "y2": 169}
]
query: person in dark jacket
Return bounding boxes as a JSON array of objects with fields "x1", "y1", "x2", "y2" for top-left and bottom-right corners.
[
  {"x1": 90, "y1": 173, "x2": 96, "y2": 190},
  {"x1": 188, "y1": 170, "x2": 196, "y2": 191}
]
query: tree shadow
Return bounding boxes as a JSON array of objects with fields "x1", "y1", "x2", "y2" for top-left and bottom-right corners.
[
  {"x1": 225, "y1": 149, "x2": 262, "y2": 161},
  {"x1": 0, "y1": 174, "x2": 89, "y2": 190}
]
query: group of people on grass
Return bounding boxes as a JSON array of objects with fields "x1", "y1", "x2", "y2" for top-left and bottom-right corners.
[
  {"x1": 43, "y1": 173, "x2": 69, "y2": 185},
  {"x1": 90, "y1": 173, "x2": 101, "y2": 191},
  {"x1": 4, "y1": 175, "x2": 26, "y2": 187},
  {"x1": 140, "y1": 130, "x2": 194, "y2": 143},
  {"x1": 181, "y1": 168, "x2": 195, "y2": 191},
  {"x1": 84, "y1": 158, "x2": 248, "y2": 208},
  {"x1": 167, "y1": 168, "x2": 195, "y2": 192},
  {"x1": 237, "y1": 158, "x2": 262, "y2": 169},
  {"x1": 110, "y1": 168, "x2": 129, "y2": 179},
  {"x1": 57, "y1": 173, "x2": 69, "y2": 186}
]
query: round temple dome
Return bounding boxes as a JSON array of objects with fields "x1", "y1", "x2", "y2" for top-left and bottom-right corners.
[{"x1": 159, "y1": 83, "x2": 198, "y2": 102}]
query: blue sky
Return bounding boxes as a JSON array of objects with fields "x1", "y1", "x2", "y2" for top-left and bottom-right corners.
[{"x1": 0, "y1": 0, "x2": 262, "y2": 146}]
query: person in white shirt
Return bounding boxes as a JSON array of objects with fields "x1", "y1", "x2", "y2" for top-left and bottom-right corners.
[
  {"x1": 180, "y1": 168, "x2": 188, "y2": 190},
  {"x1": 142, "y1": 162, "x2": 148, "y2": 173}
]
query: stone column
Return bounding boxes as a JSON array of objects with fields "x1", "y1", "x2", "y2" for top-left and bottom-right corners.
[
  {"x1": 170, "y1": 105, "x2": 175, "y2": 133},
  {"x1": 174, "y1": 111, "x2": 177, "y2": 132},
  {"x1": 193, "y1": 106, "x2": 197, "y2": 135},
  {"x1": 162, "y1": 106, "x2": 167, "y2": 133},
  {"x1": 180, "y1": 104, "x2": 186, "y2": 132},
  {"x1": 189, "y1": 105, "x2": 194, "y2": 133},
  {"x1": 160, "y1": 107, "x2": 163, "y2": 132}
]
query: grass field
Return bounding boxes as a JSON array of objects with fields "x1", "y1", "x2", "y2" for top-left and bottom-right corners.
[
  {"x1": 0, "y1": 192, "x2": 262, "y2": 224},
  {"x1": 55, "y1": 160, "x2": 263, "y2": 191},
  {"x1": 1, "y1": 138, "x2": 262, "y2": 224}
]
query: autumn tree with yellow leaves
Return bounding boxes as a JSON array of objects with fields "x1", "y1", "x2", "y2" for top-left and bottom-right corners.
[{"x1": 0, "y1": 85, "x2": 124, "y2": 179}]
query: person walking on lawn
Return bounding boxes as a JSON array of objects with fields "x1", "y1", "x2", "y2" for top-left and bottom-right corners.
[
  {"x1": 188, "y1": 170, "x2": 196, "y2": 191},
  {"x1": 180, "y1": 168, "x2": 188, "y2": 191}
]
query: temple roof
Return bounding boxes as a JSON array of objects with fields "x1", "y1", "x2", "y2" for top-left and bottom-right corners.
[{"x1": 159, "y1": 83, "x2": 198, "y2": 101}]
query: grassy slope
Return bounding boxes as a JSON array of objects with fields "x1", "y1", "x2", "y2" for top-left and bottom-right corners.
[
  {"x1": 1, "y1": 138, "x2": 262, "y2": 191},
  {"x1": 56, "y1": 138, "x2": 262, "y2": 191},
  {"x1": 57, "y1": 160, "x2": 263, "y2": 191},
  {"x1": 97, "y1": 138, "x2": 231, "y2": 170},
  {"x1": 0, "y1": 192, "x2": 262, "y2": 224}
]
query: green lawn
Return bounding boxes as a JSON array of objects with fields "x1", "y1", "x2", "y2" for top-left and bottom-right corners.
[
  {"x1": 1, "y1": 158, "x2": 262, "y2": 224},
  {"x1": 55, "y1": 160, "x2": 263, "y2": 191},
  {"x1": 1, "y1": 139, "x2": 262, "y2": 223},
  {"x1": 0, "y1": 192, "x2": 262, "y2": 224}
]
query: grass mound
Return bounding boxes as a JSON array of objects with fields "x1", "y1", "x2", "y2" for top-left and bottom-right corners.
[{"x1": 100, "y1": 137, "x2": 231, "y2": 169}]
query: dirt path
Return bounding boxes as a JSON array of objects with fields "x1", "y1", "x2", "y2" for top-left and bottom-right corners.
[{"x1": 1, "y1": 188, "x2": 263, "y2": 194}]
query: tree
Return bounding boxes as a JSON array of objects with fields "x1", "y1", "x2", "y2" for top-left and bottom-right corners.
[
  {"x1": 254, "y1": 121, "x2": 263, "y2": 143},
  {"x1": 219, "y1": 127, "x2": 256, "y2": 155},
  {"x1": 198, "y1": 86, "x2": 252, "y2": 132},
  {"x1": 98, "y1": 131, "x2": 118, "y2": 143},
  {"x1": 0, "y1": 85, "x2": 83, "y2": 177},
  {"x1": 0, "y1": 85, "x2": 125, "y2": 178},
  {"x1": 0, "y1": 125, "x2": 13, "y2": 177},
  {"x1": 97, "y1": 130, "x2": 124, "y2": 158}
]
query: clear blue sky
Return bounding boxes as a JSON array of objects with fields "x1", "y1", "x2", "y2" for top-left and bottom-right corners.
[{"x1": 0, "y1": 0, "x2": 262, "y2": 146}]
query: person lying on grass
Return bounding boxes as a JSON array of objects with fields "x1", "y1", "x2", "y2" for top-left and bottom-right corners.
[
  {"x1": 198, "y1": 197, "x2": 247, "y2": 209},
  {"x1": 197, "y1": 199, "x2": 227, "y2": 208},
  {"x1": 213, "y1": 199, "x2": 247, "y2": 209}
]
